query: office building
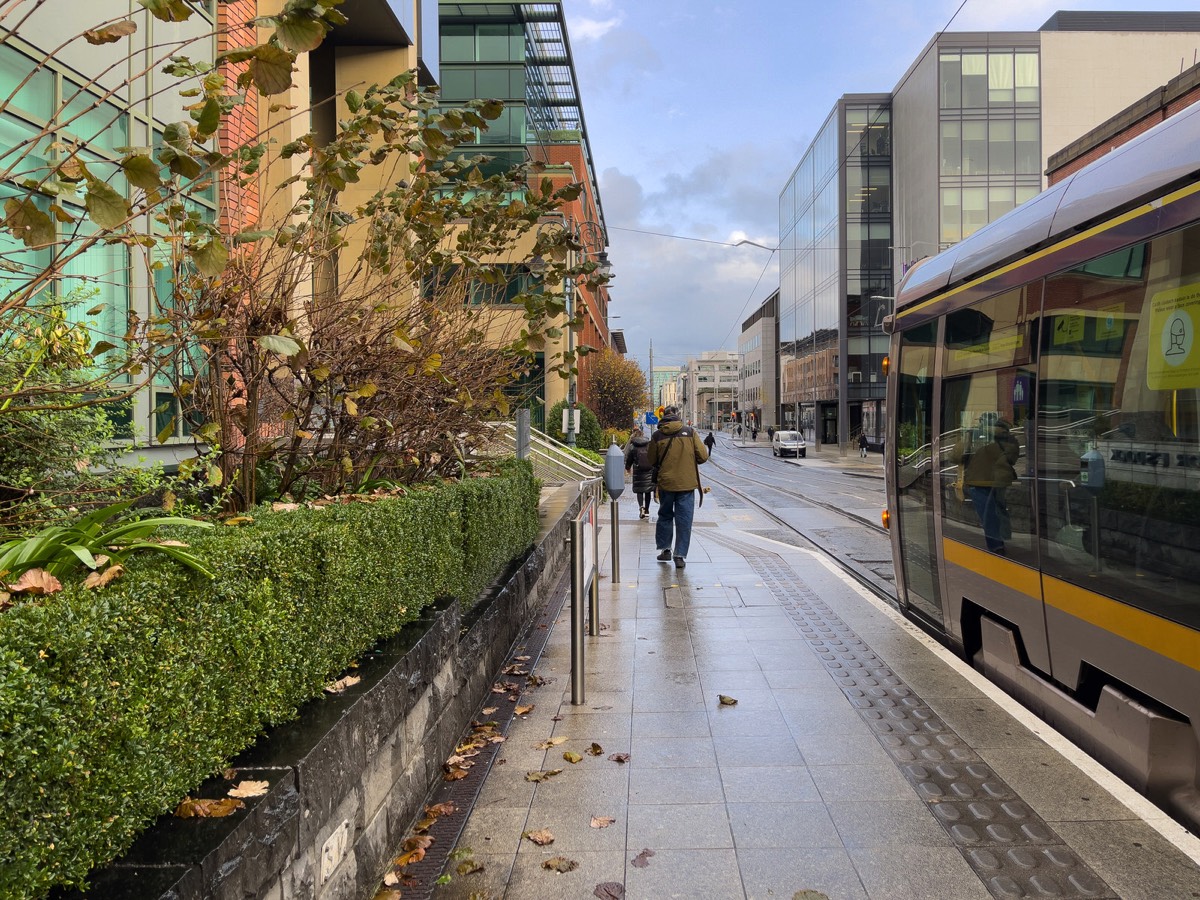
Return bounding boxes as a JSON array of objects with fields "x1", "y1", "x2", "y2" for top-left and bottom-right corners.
[
  {"x1": 738, "y1": 290, "x2": 779, "y2": 432},
  {"x1": 680, "y1": 351, "x2": 738, "y2": 429},
  {"x1": 778, "y1": 11, "x2": 1200, "y2": 451}
]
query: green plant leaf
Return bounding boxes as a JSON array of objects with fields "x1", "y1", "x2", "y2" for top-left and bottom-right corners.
[
  {"x1": 162, "y1": 121, "x2": 192, "y2": 152},
  {"x1": 249, "y1": 44, "x2": 296, "y2": 96},
  {"x1": 195, "y1": 97, "x2": 221, "y2": 137},
  {"x1": 192, "y1": 238, "x2": 228, "y2": 277},
  {"x1": 84, "y1": 179, "x2": 131, "y2": 229},
  {"x1": 256, "y1": 334, "x2": 301, "y2": 356},
  {"x1": 156, "y1": 415, "x2": 177, "y2": 444},
  {"x1": 3, "y1": 197, "x2": 55, "y2": 248},
  {"x1": 90, "y1": 340, "x2": 119, "y2": 357},
  {"x1": 275, "y1": 14, "x2": 326, "y2": 52},
  {"x1": 138, "y1": 0, "x2": 193, "y2": 21},
  {"x1": 121, "y1": 154, "x2": 161, "y2": 191}
]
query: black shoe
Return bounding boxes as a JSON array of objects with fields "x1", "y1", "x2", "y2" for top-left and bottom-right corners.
[
  {"x1": 674, "y1": 556, "x2": 686, "y2": 569},
  {"x1": 639, "y1": 509, "x2": 648, "y2": 519},
  {"x1": 657, "y1": 549, "x2": 672, "y2": 561}
]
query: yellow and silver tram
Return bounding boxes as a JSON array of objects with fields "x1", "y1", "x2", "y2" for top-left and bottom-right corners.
[{"x1": 885, "y1": 102, "x2": 1200, "y2": 829}]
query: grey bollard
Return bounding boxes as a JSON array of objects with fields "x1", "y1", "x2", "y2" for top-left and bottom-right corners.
[{"x1": 604, "y1": 441, "x2": 624, "y2": 589}]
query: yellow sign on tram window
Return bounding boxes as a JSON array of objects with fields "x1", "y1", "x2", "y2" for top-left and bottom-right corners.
[
  {"x1": 1147, "y1": 282, "x2": 1200, "y2": 390},
  {"x1": 1052, "y1": 314, "x2": 1085, "y2": 345}
]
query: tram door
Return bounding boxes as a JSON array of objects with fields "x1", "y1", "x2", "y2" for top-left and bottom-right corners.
[{"x1": 891, "y1": 323, "x2": 945, "y2": 627}]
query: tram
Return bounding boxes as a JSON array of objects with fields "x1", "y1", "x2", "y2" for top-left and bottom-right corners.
[{"x1": 884, "y1": 102, "x2": 1200, "y2": 830}]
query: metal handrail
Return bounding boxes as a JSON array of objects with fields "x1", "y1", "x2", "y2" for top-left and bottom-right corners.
[{"x1": 481, "y1": 421, "x2": 603, "y2": 483}]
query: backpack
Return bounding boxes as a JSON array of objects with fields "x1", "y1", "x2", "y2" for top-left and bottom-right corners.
[{"x1": 634, "y1": 443, "x2": 652, "y2": 471}]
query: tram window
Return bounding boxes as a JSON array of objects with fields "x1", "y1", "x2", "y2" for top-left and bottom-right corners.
[
  {"x1": 941, "y1": 367, "x2": 1035, "y2": 560},
  {"x1": 943, "y1": 286, "x2": 1034, "y2": 375},
  {"x1": 1038, "y1": 229, "x2": 1200, "y2": 630}
]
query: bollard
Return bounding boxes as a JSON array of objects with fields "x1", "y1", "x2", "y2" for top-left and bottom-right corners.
[{"x1": 603, "y1": 440, "x2": 625, "y2": 587}]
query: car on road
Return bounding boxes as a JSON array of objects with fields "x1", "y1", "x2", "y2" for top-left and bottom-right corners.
[{"x1": 771, "y1": 430, "x2": 806, "y2": 458}]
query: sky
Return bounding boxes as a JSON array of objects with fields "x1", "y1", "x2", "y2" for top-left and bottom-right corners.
[{"x1": 560, "y1": 0, "x2": 1200, "y2": 375}]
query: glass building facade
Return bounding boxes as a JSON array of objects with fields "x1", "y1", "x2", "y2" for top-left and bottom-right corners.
[{"x1": 778, "y1": 96, "x2": 892, "y2": 449}]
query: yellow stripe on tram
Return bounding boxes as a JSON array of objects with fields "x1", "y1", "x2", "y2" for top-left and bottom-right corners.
[
  {"x1": 897, "y1": 179, "x2": 1200, "y2": 323},
  {"x1": 943, "y1": 538, "x2": 1042, "y2": 600},
  {"x1": 1042, "y1": 576, "x2": 1200, "y2": 672}
]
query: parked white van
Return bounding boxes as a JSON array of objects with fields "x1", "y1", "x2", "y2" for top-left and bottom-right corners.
[{"x1": 771, "y1": 430, "x2": 807, "y2": 458}]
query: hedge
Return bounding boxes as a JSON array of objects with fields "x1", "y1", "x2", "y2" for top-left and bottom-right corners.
[{"x1": 0, "y1": 461, "x2": 539, "y2": 899}]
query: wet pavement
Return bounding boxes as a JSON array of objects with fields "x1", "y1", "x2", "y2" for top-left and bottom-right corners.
[{"x1": 430, "y1": 461, "x2": 1200, "y2": 900}]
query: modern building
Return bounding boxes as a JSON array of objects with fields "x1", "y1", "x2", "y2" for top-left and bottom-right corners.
[
  {"x1": 437, "y1": 0, "x2": 611, "y2": 427},
  {"x1": 778, "y1": 11, "x2": 1200, "y2": 451},
  {"x1": 650, "y1": 364, "x2": 682, "y2": 407},
  {"x1": 679, "y1": 351, "x2": 738, "y2": 429},
  {"x1": 737, "y1": 290, "x2": 779, "y2": 432}
]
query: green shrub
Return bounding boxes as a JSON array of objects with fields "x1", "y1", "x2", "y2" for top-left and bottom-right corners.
[
  {"x1": 0, "y1": 465, "x2": 539, "y2": 898},
  {"x1": 546, "y1": 400, "x2": 603, "y2": 451},
  {"x1": 603, "y1": 428, "x2": 631, "y2": 449}
]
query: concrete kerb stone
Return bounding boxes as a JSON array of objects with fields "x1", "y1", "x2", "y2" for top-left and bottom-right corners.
[{"x1": 57, "y1": 483, "x2": 583, "y2": 900}]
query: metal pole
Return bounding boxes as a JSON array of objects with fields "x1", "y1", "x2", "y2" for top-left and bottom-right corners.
[
  {"x1": 515, "y1": 408, "x2": 530, "y2": 460},
  {"x1": 571, "y1": 514, "x2": 586, "y2": 704},
  {"x1": 566, "y1": 246, "x2": 577, "y2": 448},
  {"x1": 590, "y1": 505, "x2": 601, "y2": 636},
  {"x1": 609, "y1": 498, "x2": 620, "y2": 583}
]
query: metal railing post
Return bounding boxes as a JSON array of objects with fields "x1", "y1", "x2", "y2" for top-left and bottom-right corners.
[
  {"x1": 609, "y1": 498, "x2": 620, "y2": 584},
  {"x1": 570, "y1": 513, "x2": 586, "y2": 705},
  {"x1": 515, "y1": 409, "x2": 530, "y2": 460}
]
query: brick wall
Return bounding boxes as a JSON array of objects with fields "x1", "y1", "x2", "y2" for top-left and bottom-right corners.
[{"x1": 217, "y1": 0, "x2": 260, "y2": 234}]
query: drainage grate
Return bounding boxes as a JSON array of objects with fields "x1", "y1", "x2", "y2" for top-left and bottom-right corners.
[{"x1": 705, "y1": 531, "x2": 1116, "y2": 900}]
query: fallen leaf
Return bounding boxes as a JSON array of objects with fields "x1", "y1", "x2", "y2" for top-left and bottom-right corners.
[
  {"x1": 8, "y1": 568, "x2": 62, "y2": 595},
  {"x1": 535, "y1": 736, "x2": 568, "y2": 749},
  {"x1": 630, "y1": 848, "x2": 655, "y2": 868},
  {"x1": 515, "y1": 704, "x2": 534, "y2": 716},
  {"x1": 403, "y1": 835, "x2": 434, "y2": 853},
  {"x1": 524, "y1": 769, "x2": 563, "y2": 783},
  {"x1": 793, "y1": 892, "x2": 831, "y2": 900},
  {"x1": 456, "y1": 859, "x2": 483, "y2": 875},
  {"x1": 444, "y1": 765, "x2": 469, "y2": 782},
  {"x1": 482, "y1": 706, "x2": 498, "y2": 715},
  {"x1": 82, "y1": 564, "x2": 124, "y2": 589},
  {"x1": 563, "y1": 751, "x2": 582, "y2": 764},
  {"x1": 395, "y1": 848, "x2": 425, "y2": 867},
  {"x1": 227, "y1": 780, "x2": 269, "y2": 799},
  {"x1": 542, "y1": 856, "x2": 579, "y2": 873},
  {"x1": 515, "y1": 655, "x2": 531, "y2": 661},
  {"x1": 174, "y1": 797, "x2": 244, "y2": 818},
  {"x1": 718, "y1": 694, "x2": 738, "y2": 706},
  {"x1": 154, "y1": 540, "x2": 189, "y2": 547},
  {"x1": 522, "y1": 828, "x2": 555, "y2": 846},
  {"x1": 586, "y1": 743, "x2": 604, "y2": 756},
  {"x1": 503, "y1": 663, "x2": 528, "y2": 675},
  {"x1": 373, "y1": 890, "x2": 401, "y2": 900},
  {"x1": 325, "y1": 674, "x2": 361, "y2": 693},
  {"x1": 590, "y1": 816, "x2": 616, "y2": 829},
  {"x1": 594, "y1": 883, "x2": 626, "y2": 900},
  {"x1": 382, "y1": 872, "x2": 401, "y2": 887},
  {"x1": 608, "y1": 753, "x2": 630, "y2": 764},
  {"x1": 223, "y1": 515, "x2": 254, "y2": 526},
  {"x1": 426, "y1": 802, "x2": 456, "y2": 818}
]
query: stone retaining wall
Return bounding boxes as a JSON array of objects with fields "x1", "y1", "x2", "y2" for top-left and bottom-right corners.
[{"x1": 64, "y1": 485, "x2": 580, "y2": 900}]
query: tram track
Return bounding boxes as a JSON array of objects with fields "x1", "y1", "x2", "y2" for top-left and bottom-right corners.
[{"x1": 701, "y1": 446, "x2": 899, "y2": 610}]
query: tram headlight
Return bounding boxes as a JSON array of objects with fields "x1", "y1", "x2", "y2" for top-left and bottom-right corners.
[
  {"x1": 881, "y1": 509, "x2": 890, "y2": 530},
  {"x1": 881, "y1": 356, "x2": 890, "y2": 377}
]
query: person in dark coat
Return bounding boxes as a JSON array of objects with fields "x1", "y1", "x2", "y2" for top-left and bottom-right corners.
[
  {"x1": 624, "y1": 427, "x2": 656, "y2": 519},
  {"x1": 859, "y1": 431, "x2": 869, "y2": 458},
  {"x1": 647, "y1": 406, "x2": 709, "y2": 568},
  {"x1": 703, "y1": 431, "x2": 716, "y2": 453}
]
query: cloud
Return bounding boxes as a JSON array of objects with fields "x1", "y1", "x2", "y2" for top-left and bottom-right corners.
[{"x1": 572, "y1": 16, "x2": 623, "y2": 42}]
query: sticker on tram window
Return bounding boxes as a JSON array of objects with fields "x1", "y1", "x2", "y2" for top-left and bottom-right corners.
[
  {"x1": 1147, "y1": 282, "x2": 1200, "y2": 390},
  {"x1": 1052, "y1": 314, "x2": 1085, "y2": 345},
  {"x1": 1096, "y1": 303, "x2": 1125, "y2": 342}
]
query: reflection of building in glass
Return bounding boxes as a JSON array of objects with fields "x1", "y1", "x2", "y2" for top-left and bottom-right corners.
[{"x1": 777, "y1": 12, "x2": 1200, "y2": 451}]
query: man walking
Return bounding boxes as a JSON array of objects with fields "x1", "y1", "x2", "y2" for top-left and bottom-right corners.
[
  {"x1": 648, "y1": 406, "x2": 709, "y2": 569},
  {"x1": 703, "y1": 430, "x2": 716, "y2": 453}
]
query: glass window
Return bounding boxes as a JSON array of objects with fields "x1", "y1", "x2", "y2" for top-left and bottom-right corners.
[
  {"x1": 62, "y1": 91, "x2": 129, "y2": 156},
  {"x1": 988, "y1": 52, "x2": 1014, "y2": 104},
  {"x1": 989, "y1": 184, "x2": 1015, "y2": 221},
  {"x1": 0, "y1": 184, "x2": 51, "y2": 286},
  {"x1": 1037, "y1": 232, "x2": 1200, "y2": 628},
  {"x1": 962, "y1": 53, "x2": 987, "y2": 107},
  {"x1": 60, "y1": 217, "x2": 129, "y2": 357},
  {"x1": 941, "y1": 121, "x2": 961, "y2": 175},
  {"x1": 989, "y1": 119, "x2": 1014, "y2": 175},
  {"x1": 1016, "y1": 53, "x2": 1039, "y2": 104},
  {"x1": 962, "y1": 187, "x2": 987, "y2": 238},
  {"x1": 1016, "y1": 120, "x2": 1040, "y2": 174},
  {"x1": 0, "y1": 112, "x2": 50, "y2": 180},
  {"x1": 941, "y1": 187, "x2": 962, "y2": 244},
  {"x1": 940, "y1": 53, "x2": 962, "y2": 109},
  {"x1": 1016, "y1": 184, "x2": 1040, "y2": 206},
  {"x1": 944, "y1": 286, "x2": 1034, "y2": 375},
  {"x1": 476, "y1": 67, "x2": 515, "y2": 99},
  {"x1": 0, "y1": 45, "x2": 54, "y2": 120},
  {"x1": 477, "y1": 24, "x2": 518, "y2": 62},
  {"x1": 962, "y1": 121, "x2": 987, "y2": 175},
  {"x1": 441, "y1": 25, "x2": 475, "y2": 62},
  {"x1": 439, "y1": 68, "x2": 474, "y2": 100}
]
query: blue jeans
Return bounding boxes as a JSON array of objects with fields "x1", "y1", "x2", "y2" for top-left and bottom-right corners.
[
  {"x1": 656, "y1": 489, "x2": 696, "y2": 558},
  {"x1": 967, "y1": 485, "x2": 1008, "y2": 552}
]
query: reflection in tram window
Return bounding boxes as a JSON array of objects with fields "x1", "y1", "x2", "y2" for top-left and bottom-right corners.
[{"x1": 1037, "y1": 231, "x2": 1200, "y2": 629}]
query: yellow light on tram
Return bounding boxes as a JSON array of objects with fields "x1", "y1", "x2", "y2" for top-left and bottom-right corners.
[
  {"x1": 881, "y1": 509, "x2": 890, "y2": 530},
  {"x1": 881, "y1": 356, "x2": 890, "y2": 377}
]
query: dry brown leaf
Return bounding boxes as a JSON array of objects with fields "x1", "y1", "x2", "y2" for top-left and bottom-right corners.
[
  {"x1": 84, "y1": 20, "x2": 137, "y2": 44},
  {"x1": 523, "y1": 828, "x2": 555, "y2": 846},
  {"x1": 594, "y1": 883, "x2": 626, "y2": 899},
  {"x1": 535, "y1": 736, "x2": 568, "y2": 749},
  {"x1": 456, "y1": 859, "x2": 484, "y2": 875},
  {"x1": 630, "y1": 848, "x2": 655, "y2": 868},
  {"x1": 515, "y1": 655, "x2": 531, "y2": 661},
  {"x1": 482, "y1": 706, "x2": 498, "y2": 715},
  {"x1": 563, "y1": 751, "x2": 582, "y2": 764},
  {"x1": 515, "y1": 704, "x2": 534, "y2": 716},
  {"x1": 382, "y1": 871, "x2": 401, "y2": 887},
  {"x1": 174, "y1": 797, "x2": 244, "y2": 818},
  {"x1": 718, "y1": 694, "x2": 738, "y2": 706},
  {"x1": 426, "y1": 802, "x2": 456, "y2": 818},
  {"x1": 155, "y1": 540, "x2": 189, "y2": 547},
  {"x1": 324, "y1": 674, "x2": 361, "y2": 693},
  {"x1": 271, "y1": 502, "x2": 300, "y2": 511},
  {"x1": 608, "y1": 753, "x2": 630, "y2": 764},
  {"x1": 590, "y1": 816, "x2": 616, "y2": 829},
  {"x1": 586, "y1": 742, "x2": 604, "y2": 756},
  {"x1": 444, "y1": 765, "x2": 469, "y2": 782},
  {"x1": 373, "y1": 890, "x2": 401, "y2": 900},
  {"x1": 403, "y1": 835, "x2": 434, "y2": 853},
  {"x1": 83, "y1": 564, "x2": 124, "y2": 590},
  {"x1": 542, "y1": 856, "x2": 579, "y2": 873},
  {"x1": 524, "y1": 769, "x2": 562, "y2": 783},
  {"x1": 227, "y1": 780, "x2": 269, "y2": 799},
  {"x1": 9, "y1": 568, "x2": 62, "y2": 595}
]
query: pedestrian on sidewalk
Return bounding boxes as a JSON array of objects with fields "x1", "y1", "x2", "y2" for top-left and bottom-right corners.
[
  {"x1": 703, "y1": 430, "x2": 716, "y2": 453},
  {"x1": 859, "y1": 431, "x2": 869, "y2": 458},
  {"x1": 624, "y1": 426, "x2": 656, "y2": 519},
  {"x1": 648, "y1": 406, "x2": 709, "y2": 569}
]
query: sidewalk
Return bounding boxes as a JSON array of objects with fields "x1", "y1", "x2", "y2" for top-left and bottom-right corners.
[
  {"x1": 731, "y1": 435, "x2": 884, "y2": 476},
  {"x1": 432, "y1": 491, "x2": 1200, "y2": 899}
]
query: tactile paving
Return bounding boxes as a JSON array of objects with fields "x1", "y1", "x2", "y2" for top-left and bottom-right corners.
[{"x1": 704, "y1": 530, "x2": 1117, "y2": 900}]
